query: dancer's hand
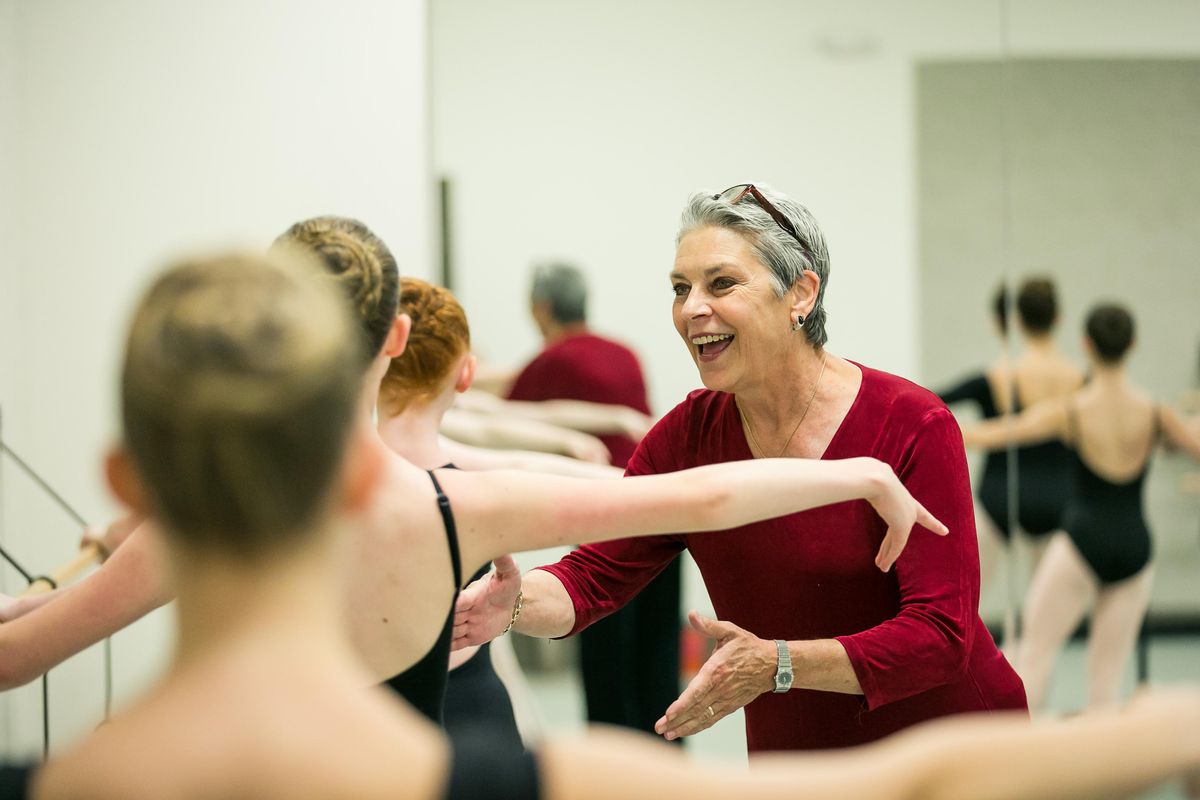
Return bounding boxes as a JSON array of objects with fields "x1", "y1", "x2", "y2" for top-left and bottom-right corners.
[
  {"x1": 654, "y1": 611, "x2": 774, "y2": 741},
  {"x1": 860, "y1": 460, "x2": 948, "y2": 571},
  {"x1": 616, "y1": 407, "x2": 656, "y2": 442},
  {"x1": 563, "y1": 431, "x2": 610, "y2": 464},
  {"x1": 452, "y1": 554, "x2": 522, "y2": 649},
  {"x1": 80, "y1": 513, "x2": 143, "y2": 559},
  {"x1": 0, "y1": 593, "x2": 17, "y2": 624}
]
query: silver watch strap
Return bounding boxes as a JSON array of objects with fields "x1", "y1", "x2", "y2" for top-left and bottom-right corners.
[{"x1": 774, "y1": 639, "x2": 792, "y2": 693}]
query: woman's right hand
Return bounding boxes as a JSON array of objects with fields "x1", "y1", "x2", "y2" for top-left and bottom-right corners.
[
  {"x1": 859, "y1": 458, "x2": 949, "y2": 572},
  {"x1": 452, "y1": 554, "x2": 523, "y2": 649}
]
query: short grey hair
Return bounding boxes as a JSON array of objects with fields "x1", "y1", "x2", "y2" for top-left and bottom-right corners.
[
  {"x1": 677, "y1": 185, "x2": 831, "y2": 348},
  {"x1": 531, "y1": 262, "x2": 588, "y2": 324}
]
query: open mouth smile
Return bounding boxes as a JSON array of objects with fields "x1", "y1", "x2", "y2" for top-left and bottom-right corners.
[{"x1": 692, "y1": 333, "x2": 734, "y2": 361}]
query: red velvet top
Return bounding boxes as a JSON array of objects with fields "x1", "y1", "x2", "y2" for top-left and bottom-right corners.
[
  {"x1": 507, "y1": 331, "x2": 650, "y2": 468},
  {"x1": 537, "y1": 363, "x2": 1027, "y2": 752}
]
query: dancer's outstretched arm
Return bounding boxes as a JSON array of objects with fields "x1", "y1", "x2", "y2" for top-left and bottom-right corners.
[
  {"x1": 0, "y1": 525, "x2": 171, "y2": 691},
  {"x1": 539, "y1": 690, "x2": 1200, "y2": 800},
  {"x1": 446, "y1": 456, "x2": 945, "y2": 577},
  {"x1": 457, "y1": 390, "x2": 655, "y2": 441},
  {"x1": 451, "y1": 456, "x2": 946, "y2": 646},
  {"x1": 962, "y1": 398, "x2": 1068, "y2": 450},
  {"x1": 0, "y1": 590, "x2": 60, "y2": 624},
  {"x1": 0, "y1": 514, "x2": 147, "y2": 624},
  {"x1": 438, "y1": 437, "x2": 622, "y2": 479},
  {"x1": 440, "y1": 407, "x2": 610, "y2": 463},
  {"x1": 1162, "y1": 406, "x2": 1200, "y2": 460}
]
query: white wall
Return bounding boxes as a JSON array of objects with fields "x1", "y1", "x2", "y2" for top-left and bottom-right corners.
[
  {"x1": 431, "y1": 0, "x2": 1200, "y2": 411},
  {"x1": 0, "y1": 0, "x2": 429, "y2": 757},
  {"x1": 430, "y1": 0, "x2": 1007, "y2": 414}
]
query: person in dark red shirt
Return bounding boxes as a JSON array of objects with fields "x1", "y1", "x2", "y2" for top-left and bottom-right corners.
[
  {"x1": 508, "y1": 263, "x2": 683, "y2": 739},
  {"x1": 459, "y1": 185, "x2": 1028, "y2": 752}
]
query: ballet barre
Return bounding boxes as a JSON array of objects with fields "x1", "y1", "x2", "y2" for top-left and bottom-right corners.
[
  {"x1": 20, "y1": 543, "x2": 104, "y2": 596},
  {"x1": 1, "y1": 429, "x2": 114, "y2": 753}
]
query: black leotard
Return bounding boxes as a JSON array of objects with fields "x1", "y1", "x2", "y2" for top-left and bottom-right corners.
[
  {"x1": 939, "y1": 373, "x2": 1071, "y2": 538},
  {"x1": 0, "y1": 764, "x2": 31, "y2": 800},
  {"x1": 1062, "y1": 405, "x2": 1157, "y2": 584},
  {"x1": 383, "y1": 469, "x2": 464, "y2": 724},
  {"x1": 445, "y1": 730, "x2": 540, "y2": 800},
  {"x1": 444, "y1": 563, "x2": 523, "y2": 754}
]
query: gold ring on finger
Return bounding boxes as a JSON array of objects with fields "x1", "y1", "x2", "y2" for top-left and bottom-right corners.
[{"x1": 706, "y1": 705, "x2": 715, "y2": 719}]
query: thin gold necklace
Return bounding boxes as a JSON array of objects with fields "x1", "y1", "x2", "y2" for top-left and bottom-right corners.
[{"x1": 739, "y1": 354, "x2": 829, "y2": 459}]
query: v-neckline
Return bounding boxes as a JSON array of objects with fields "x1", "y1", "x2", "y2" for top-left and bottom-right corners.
[{"x1": 730, "y1": 361, "x2": 866, "y2": 462}]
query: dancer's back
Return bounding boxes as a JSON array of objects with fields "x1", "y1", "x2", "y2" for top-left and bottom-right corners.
[
  {"x1": 37, "y1": 633, "x2": 446, "y2": 800},
  {"x1": 345, "y1": 450, "x2": 464, "y2": 686},
  {"x1": 987, "y1": 347, "x2": 1082, "y2": 415},
  {"x1": 1069, "y1": 380, "x2": 1157, "y2": 481}
]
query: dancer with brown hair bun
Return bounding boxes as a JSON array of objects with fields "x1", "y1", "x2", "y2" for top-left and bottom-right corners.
[{"x1": 965, "y1": 303, "x2": 1200, "y2": 710}]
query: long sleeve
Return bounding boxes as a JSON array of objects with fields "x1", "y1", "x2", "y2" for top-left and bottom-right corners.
[
  {"x1": 535, "y1": 535, "x2": 685, "y2": 637},
  {"x1": 834, "y1": 407, "x2": 980, "y2": 709},
  {"x1": 533, "y1": 408, "x2": 685, "y2": 636}
]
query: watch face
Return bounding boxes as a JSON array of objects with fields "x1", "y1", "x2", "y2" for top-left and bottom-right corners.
[{"x1": 778, "y1": 669, "x2": 793, "y2": 686}]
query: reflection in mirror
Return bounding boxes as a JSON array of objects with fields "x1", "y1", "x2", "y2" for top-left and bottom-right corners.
[
  {"x1": 997, "y1": 48, "x2": 1200, "y2": 714},
  {"x1": 927, "y1": 3, "x2": 1200, "y2": 726}
]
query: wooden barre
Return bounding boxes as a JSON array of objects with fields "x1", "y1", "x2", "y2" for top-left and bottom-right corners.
[{"x1": 20, "y1": 544, "x2": 103, "y2": 597}]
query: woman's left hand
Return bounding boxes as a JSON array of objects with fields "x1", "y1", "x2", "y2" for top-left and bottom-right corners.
[{"x1": 653, "y1": 610, "x2": 774, "y2": 741}]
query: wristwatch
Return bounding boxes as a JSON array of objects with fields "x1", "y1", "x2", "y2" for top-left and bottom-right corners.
[{"x1": 773, "y1": 639, "x2": 793, "y2": 693}]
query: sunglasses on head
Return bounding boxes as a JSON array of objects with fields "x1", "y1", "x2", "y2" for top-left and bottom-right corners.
[{"x1": 712, "y1": 184, "x2": 810, "y2": 258}]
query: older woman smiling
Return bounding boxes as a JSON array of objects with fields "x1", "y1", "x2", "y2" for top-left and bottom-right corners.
[{"x1": 456, "y1": 183, "x2": 1027, "y2": 752}]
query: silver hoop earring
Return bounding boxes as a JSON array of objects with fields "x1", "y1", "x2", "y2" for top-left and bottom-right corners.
[{"x1": 792, "y1": 314, "x2": 805, "y2": 332}]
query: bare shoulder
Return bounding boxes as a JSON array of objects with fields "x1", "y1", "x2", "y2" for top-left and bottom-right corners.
[
  {"x1": 38, "y1": 679, "x2": 447, "y2": 800},
  {"x1": 33, "y1": 701, "x2": 194, "y2": 800},
  {"x1": 1129, "y1": 383, "x2": 1156, "y2": 411},
  {"x1": 236, "y1": 688, "x2": 448, "y2": 799},
  {"x1": 358, "y1": 450, "x2": 444, "y2": 546},
  {"x1": 1060, "y1": 358, "x2": 1085, "y2": 389}
]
